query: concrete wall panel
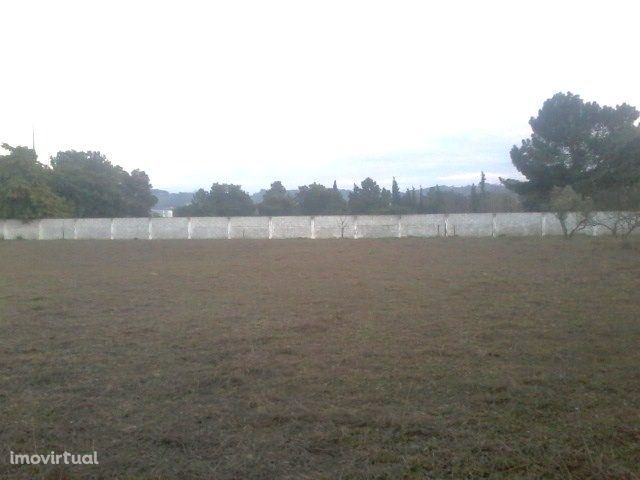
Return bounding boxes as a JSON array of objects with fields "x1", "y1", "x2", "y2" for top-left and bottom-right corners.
[
  {"x1": 3, "y1": 212, "x2": 633, "y2": 240},
  {"x1": 356, "y1": 215, "x2": 399, "y2": 238},
  {"x1": 40, "y1": 219, "x2": 75, "y2": 240},
  {"x1": 494, "y1": 213, "x2": 543, "y2": 237},
  {"x1": 314, "y1": 216, "x2": 356, "y2": 239},
  {"x1": 150, "y1": 217, "x2": 189, "y2": 239},
  {"x1": 447, "y1": 213, "x2": 494, "y2": 237},
  {"x1": 542, "y1": 212, "x2": 593, "y2": 237},
  {"x1": 4, "y1": 220, "x2": 40, "y2": 240},
  {"x1": 542, "y1": 213, "x2": 564, "y2": 236},
  {"x1": 400, "y1": 214, "x2": 446, "y2": 237},
  {"x1": 271, "y1": 216, "x2": 312, "y2": 238},
  {"x1": 229, "y1": 217, "x2": 269, "y2": 239},
  {"x1": 589, "y1": 211, "x2": 640, "y2": 236},
  {"x1": 569, "y1": 213, "x2": 593, "y2": 236},
  {"x1": 113, "y1": 218, "x2": 150, "y2": 240},
  {"x1": 588, "y1": 212, "x2": 611, "y2": 237},
  {"x1": 75, "y1": 218, "x2": 112, "y2": 239},
  {"x1": 191, "y1": 217, "x2": 228, "y2": 239}
]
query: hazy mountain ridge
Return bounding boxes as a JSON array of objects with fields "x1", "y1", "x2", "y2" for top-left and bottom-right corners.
[{"x1": 152, "y1": 190, "x2": 195, "y2": 209}]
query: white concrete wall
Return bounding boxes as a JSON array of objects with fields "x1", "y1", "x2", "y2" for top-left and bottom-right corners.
[
  {"x1": 400, "y1": 214, "x2": 446, "y2": 237},
  {"x1": 589, "y1": 211, "x2": 640, "y2": 236},
  {"x1": 495, "y1": 213, "x2": 543, "y2": 237},
  {"x1": 2, "y1": 212, "x2": 636, "y2": 240},
  {"x1": 541, "y1": 212, "x2": 593, "y2": 237},
  {"x1": 4, "y1": 220, "x2": 40, "y2": 240},
  {"x1": 113, "y1": 218, "x2": 150, "y2": 240},
  {"x1": 191, "y1": 217, "x2": 228, "y2": 239},
  {"x1": 542, "y1": 213, "x2": 564, "y2": 236},
  {"x1": 314, "y1": 216, "x2": 356, "y2": 239},
  {"x1": 446, "y1": 213, "x2": 494, "y2": 237},
  {"x1": 75, "y1": 219, "x2": 112, "y2": 239},
  {"x1": 40, "y1": 219, "x2": 75, "y2": 239},
  {"x1": 271, "y1": 216, "x2": 312, "y2": 239},
  {"x1": 150, "y1": 217, "x2": 189, "y2": 239},
  {"x1": 229, "y1": 217, "x2": 270, "y2": 239},
  {"x1": 355, "y1": 215, "x2": 399, "y2": 238}
]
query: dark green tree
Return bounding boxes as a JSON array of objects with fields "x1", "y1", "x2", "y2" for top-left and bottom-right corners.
[
  {"x1": 50, "y1": 150, "x2": 156, "y2": 217},
  {"x1": 296, "y1": 182, "x2": 345, "y2": 215},
  {"x1": 381, "y1": 187, "x2": 392, "y2": 211},
  {"x1": 258, "y1": 181, "x2": 296, "y2": 216},
  {"x1": 423, "y1": 186, "x2": 449, "y2": 213},
  {"x1": 349, "y1": 177, "x2": 389, "y2": 214},
  {"x1": 122, "y1": 169, "x2": 157, "y2": 217},
  {"x1": 400, "y1": 187, "x2": 415, "y2": 211},
  {"x1": 501, "y1": 92, "x2": 640, "y2": 209},
  {"x1": 175, "y1": 183, "x2": 254, "y2": 217},
  {"x1": 391, "y1": 177, "x2": 401, "y2": 206},
  {"x1": 469, "y1": 184, "x2": 480, "y2": 213},
  {"x1": 0, "y1": 144, "x2": 71, "y2": 220},
  {"x1": 51, "y1": 151, "x2": 127, "y2": 217}
]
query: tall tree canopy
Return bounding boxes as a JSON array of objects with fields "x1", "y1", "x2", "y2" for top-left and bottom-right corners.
[
  {"x1": 348, "y1": 177, "x2": 390, "y2": 214},
  {"x1": 0, "y1": 144, "x2": 71, "y2": 220},
  {"x1": 502, "y1": 92, "x2": 640, "y2": 209},
  {"x1": 174, "y1": 183, "x2": 254, "y2": 217},
  {"x1": 50, "y1": 150, "x2": 156, "y2": 217},
  {"x1": 122, "y1": 169, "x2": 158, "y2": 217},
  {"x1": 257, "y1": 181, "x2": 296, "y2": 216},
  {"x1": 391, "y1": 177, "x2": 401, "y2": 206},
  {"x1": 296, "y1": 183, "x2": 346, "y2": 215}
]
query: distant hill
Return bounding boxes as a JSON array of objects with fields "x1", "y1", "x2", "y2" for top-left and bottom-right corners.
[{"x1": 152, "y1": 189, "x2": 194, "y2": 209}]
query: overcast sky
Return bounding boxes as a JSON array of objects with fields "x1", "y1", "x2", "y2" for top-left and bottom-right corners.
[{"x1": 2, "y1": 0, "x2": 639, "y2": 193}]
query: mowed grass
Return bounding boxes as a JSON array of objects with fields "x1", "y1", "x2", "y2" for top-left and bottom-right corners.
[{"x1": 0, "y1": 237, "x2": 639, "y2": 479}]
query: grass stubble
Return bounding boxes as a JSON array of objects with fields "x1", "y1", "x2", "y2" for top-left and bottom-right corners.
[{"x1": 0, "y1": 237, "x2": 639, "y2": 479}]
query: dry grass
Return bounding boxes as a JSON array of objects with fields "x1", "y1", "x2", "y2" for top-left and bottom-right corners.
[{"x1": 1, "y1": 237, "x2": 639, "y2": 479}]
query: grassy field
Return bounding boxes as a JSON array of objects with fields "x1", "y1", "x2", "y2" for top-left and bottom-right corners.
[{"x1": 1, "y1": 237, "x2": 639, "y2": 479}]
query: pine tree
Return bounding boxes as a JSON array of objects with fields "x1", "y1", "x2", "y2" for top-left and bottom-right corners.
[
  {"x1": 391, "y1": 177, "x2": 400, "y2": 205},
  {"x1": 470, "y1": 184, "x2": 480, "y2": 213},
  {"x1": 502, "y1": 92, "x2": 640, "y2": 209}
]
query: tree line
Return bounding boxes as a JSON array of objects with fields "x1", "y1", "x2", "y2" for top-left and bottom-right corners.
[
  {"x1": 173, "y1": 176, "x2": 520, "y2": 217},
  {"x1": 2, "y1": 92, "x2": 638, "y2": 221},
  {"x1": 0, "y1": 146, "x2": 156, "y2": 220}
]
